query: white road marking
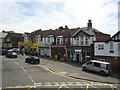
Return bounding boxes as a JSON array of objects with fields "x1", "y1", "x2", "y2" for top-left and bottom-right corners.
[
  {"x1": 28, "y1": 76, "x2": 36, "y2": 86},
  {"x1": 52, "y1": 82, "x2": 60, "y2": 85},
  {"x1": 60, "y1": 82, "x2": 67, "y2": 85},
  {"x1": 44, "y1": 82, "x2": 52, "y2": 85},
  {"x1": 21, "y1": 66, "x2": 27, "y2": 73},
  {"x1": 67, "y1": 82, "x2": 74, "y2": 85},
  {"x1": 35, "y1": 83, "x2": 42, "y2": 86},
  {"x1": 14, "y1": 62, "x2": 19, "y2": 65},
  {"x1": 75, "y1": 82, "x2": 82, "y2": 85}
]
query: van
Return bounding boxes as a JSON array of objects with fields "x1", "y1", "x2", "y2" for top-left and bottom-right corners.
[{"x1": 82, "y1": 60, "x2": 112, "y2": 75}]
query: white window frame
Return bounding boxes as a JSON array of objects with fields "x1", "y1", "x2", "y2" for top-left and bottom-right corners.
[{"x1": 98, "y1": 44, "x2": 104, "y2": 50}]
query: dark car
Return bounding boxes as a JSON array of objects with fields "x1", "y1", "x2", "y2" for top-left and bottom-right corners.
[
  {"x1": 25, "y1": 56, "x2": 40, "y2": 64},
  {"x1": 5, "y1": 52, "x2": 18, "y2": 58},
  {"x1": 0, "y1": 49, "x2": 8, "y2": 55}
]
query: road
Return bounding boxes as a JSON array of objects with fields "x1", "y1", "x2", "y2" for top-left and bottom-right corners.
[{"x1": 1, "y1": 55, "x2": 120, "y2": 90}]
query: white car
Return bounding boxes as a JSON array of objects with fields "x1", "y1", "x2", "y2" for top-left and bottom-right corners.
[{"x1": 82, "y1": 60, "x2": 112, "y2": 75}]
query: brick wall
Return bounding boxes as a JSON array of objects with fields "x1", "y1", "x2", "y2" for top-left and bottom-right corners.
[{"x1": 94, "y1": 56, "x2": 120, "y2": 72}]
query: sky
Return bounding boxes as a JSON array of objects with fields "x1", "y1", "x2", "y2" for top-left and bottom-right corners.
[{"x1": 0, "y1": 0, "x2": 119, "y2": 36}]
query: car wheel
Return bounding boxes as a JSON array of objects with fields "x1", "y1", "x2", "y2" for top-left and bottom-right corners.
[
  {"x1": 83, "y1": 67, "x2": 87, "y2": 71},
  {"x1": 100, "y1": 71, "x2": 105, "y2": 76},
  {"x1": 36, "y1": 61, "x2": 39, "y2": 64}
]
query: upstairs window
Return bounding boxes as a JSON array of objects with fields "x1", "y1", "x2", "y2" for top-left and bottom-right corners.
[
  {"x1": 98, "y1": 44, "x2": 104, "y2": 50},
  {"x1": 48, "y1": 37, "x2": 50, "y2": 43},
  {"x1": 76, "y1": 38, "x2": 79, "y2": 46},
  {"x1": 81, "y1": 36, "x2": 84, "y2": 45},
  {"x1": 57, "y1": 38, "x2": 60, "y2": 44},
  {"x1": 110, "y1": 42, "x2": 113, "y2": 50},
  {"x1": 85, "y1": 36, "x2": 89, "y2": 45}
]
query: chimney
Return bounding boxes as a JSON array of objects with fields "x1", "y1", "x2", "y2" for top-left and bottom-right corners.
[
  {"x1": 59, "y1": 26, "x2": 64, "y2": 29},
  {"x1": 65, "y1": 25, "x2": 68, "y2": 29},
  {"x1": 87, "y1": 20, "x2": 92, "y2": 28}
]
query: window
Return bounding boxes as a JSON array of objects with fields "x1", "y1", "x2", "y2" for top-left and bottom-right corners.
[
  {"x1": 85, "y1": 36, "x2": 89, "y2": 45},
  {"x1": 81, "y1": 36, "x2": 84, "y2": 45},
  {"x1": 87, "y1": 61, "x2": 92, "y2": 65},
  {"x1": 76, "y1": 38, "x2": 79, "y2": 46},
  {"x1": 110, "y1": 42, "x2": 113, "y2": 49},
  {"x1": 109, "y1": 51, "x2": 114, "y2": 53},
  {"x1": 57, "y1": 38, "x2": 60, "y2": 44},
  {"x1": 48, "y1": 37, "x2": 50, "y2": 43},
  {"x1": 44, "y1": 38, "x2": 46, "y2": 42},
  {"x1": 94, "y1": 62, "x2": 100, "y2": 67},
  {"x1": 98, "y1": 44, "x2": 104, "y2": 50}
]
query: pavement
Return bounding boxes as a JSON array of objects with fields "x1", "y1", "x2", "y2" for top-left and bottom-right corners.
[{"x1": 23, "y1": 55, "x2": 120, "y2": 84}]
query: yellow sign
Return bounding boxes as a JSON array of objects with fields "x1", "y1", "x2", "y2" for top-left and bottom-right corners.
[{"x1": 18, "y1": 42, "x2": 38, "y2": 47}]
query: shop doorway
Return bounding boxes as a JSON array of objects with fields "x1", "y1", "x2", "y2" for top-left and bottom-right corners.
[{"x1": 76, "y1": 54, "x2": 80, "y2": 62}]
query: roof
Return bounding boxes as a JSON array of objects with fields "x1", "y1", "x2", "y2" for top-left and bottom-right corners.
[
  {"x1": 109, "y1": 31, "x2": 120, "y2": 42},
  {"x1": 0, "y1": 32, "x2": 8, "y2": 38},
  {"x1": 4, "y1": 32, "x2": 23, "y2": 43},
  {"x1": 32, "y1": 27, "x2": 78, "y2": 38},
  {"x1": 94, "y1": 31, "x2": 120, "y2": 43},
  {"x1": 91, "y1": 60, "x2": 111, "y2": 64}
]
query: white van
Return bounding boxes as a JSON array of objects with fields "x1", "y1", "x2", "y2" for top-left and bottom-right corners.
[{"x1": 82, "y1": 60, "x2": 112, "y2": 75}]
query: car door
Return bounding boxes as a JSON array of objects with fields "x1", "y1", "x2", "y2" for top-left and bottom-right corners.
[{"x1": 92, "y1": 62, "x2": 101, "y2": 72}]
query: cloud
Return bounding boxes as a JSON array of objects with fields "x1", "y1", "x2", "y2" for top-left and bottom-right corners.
[{"x1": 0, "y1": 0, "x2": 119, "y2": 36}]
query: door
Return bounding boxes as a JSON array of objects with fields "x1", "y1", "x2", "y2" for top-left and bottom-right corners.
[
  {"x1": 92, "y1": 62, "x2": 101, "y2": 72},
  {"x1": 76, "y1": 54, "x2": 79, "y2": 62}
]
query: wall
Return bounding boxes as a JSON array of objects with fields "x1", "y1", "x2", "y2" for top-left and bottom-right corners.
[
  {"x1": 94, "y1": 56, "x2": 120, "y2": 72},
  {"x1": 94, "y1": 42, "x2": 119, "y2": 57}
]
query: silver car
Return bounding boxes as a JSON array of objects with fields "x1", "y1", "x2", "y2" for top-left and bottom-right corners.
[{"x1": 82, "y1": 60, "x2": 112, "y2": 75}]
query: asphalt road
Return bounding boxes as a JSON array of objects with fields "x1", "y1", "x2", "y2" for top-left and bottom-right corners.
[{"x1": 1, "y1": 55, "x2": 119, "y2": 90}]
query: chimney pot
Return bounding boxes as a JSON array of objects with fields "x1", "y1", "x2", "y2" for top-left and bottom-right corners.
[{"x1": 87, "y1": 19, "x2": 92, "y2": 28}]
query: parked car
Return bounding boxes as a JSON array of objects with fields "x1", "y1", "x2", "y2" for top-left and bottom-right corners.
[
  {"x1": 25, "y1": 56, "x2": 40, "y2": 64},
  {"x1": 0, "y1": 49, "x2": 8, "y2": 55},
  {"x1": 82, "y1": 60, "x2": 112, "y2": 75},
  {"x1": 96, "y1": 59, "x2": 109, "y2": 62},
  {"x1": 8, "y1": 48, "x2": 19, "y2": 53},
  {"x1": 5, "y1": 51, "x2": 18, "y2": 58}
]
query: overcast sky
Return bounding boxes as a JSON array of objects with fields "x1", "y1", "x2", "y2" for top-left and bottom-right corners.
[{"x1": 0, "y1": 0, "x2": 119, "y2": 36}]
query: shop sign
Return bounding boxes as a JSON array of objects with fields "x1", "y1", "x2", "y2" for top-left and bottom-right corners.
[
  {"x1": 51, "y1": 45, "x2": 65, "y2": 47},
  {"x1": 75, "y1": 49, "x2": 81, "y2": 52}
]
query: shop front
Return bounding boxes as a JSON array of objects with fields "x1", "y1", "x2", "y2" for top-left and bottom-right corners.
[
  {"x1": 38, "y1": 43, "x2": 51, "y2": 57},
  {"x1": 18, "y1": 42, "x2": 38, "y2": 56},
  {"x1": 66, "y1": 46, "x2": 91, "y2": 63},
  {"x1": 51, "y1": 45, "x2": 66, "y2": 60}
]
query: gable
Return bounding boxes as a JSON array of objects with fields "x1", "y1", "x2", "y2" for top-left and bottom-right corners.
[
  {"x1": 110, "y1": 31, "x2": 120, "y2": 41},
  {"x1": 72, "y1": 30, "x2": 91, "y2": 37}
]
